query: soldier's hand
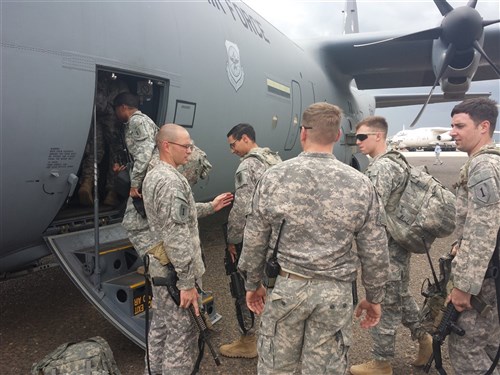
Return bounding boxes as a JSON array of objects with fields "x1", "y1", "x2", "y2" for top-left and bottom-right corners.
[
  {"x1": 447, "y1": 287, "x2": 472, "y2": 312},
  {"x1": 180, "y1": 288, "x2": 200, "y2": 316},
  {"x1": 228, "y1": 244, "x2": 237, "y2": 263},
  {"x1": 355, "y1": 299, "x2": 381, "y2": 328},
  {"x1": 211, "y1": 192, "x2": 234, "y2": 212},
  {"x1": 246, "y1": 285, "x2": 266, "y2": 315},
  {"x1": 130, "y1": 187, "x2": 142, "y2": 198},
  {"x1": 112, "y1": 163, "x2": 127, "y2": 174},
  {"x1": 450, "y1": 241, "x2": 459, "y2": 256}
]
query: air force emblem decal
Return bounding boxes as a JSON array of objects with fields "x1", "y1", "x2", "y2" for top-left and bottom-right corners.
[{"x1": 225, "y1": 40, "x2": 244, "y2": 91}]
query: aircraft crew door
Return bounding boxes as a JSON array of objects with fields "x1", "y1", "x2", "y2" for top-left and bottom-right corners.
[{"x1": 284, "y1": 81, "x2": 302, "y2": 151}]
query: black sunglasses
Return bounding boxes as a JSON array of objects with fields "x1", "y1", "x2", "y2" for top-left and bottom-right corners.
[{"x1": 355, "y1": 132, "x2": 378, "y2": 141}]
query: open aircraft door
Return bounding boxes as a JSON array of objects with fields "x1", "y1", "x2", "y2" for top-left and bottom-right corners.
[
  {"x1": 44, "y1": 224, "x2": 147, "y2": 348},
  {"x1": 284, "y1": 81, "x2": 302, "y2": 151}
]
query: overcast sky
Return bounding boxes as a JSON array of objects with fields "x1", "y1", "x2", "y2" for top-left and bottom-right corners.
[{"x1": 243, "y1": 0, "x2": 500, "y2": 135}]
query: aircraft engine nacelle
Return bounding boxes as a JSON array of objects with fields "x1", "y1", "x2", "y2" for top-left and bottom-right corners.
[
  {"x1": 432, "y1": 38, "x2": 481, "y2": 99},
  {"x1": 437, "y1": 133, "x2": 453, "y2": 142}
]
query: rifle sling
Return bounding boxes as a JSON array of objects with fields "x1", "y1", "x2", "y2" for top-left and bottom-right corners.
[
  {"x1": 484, "y1": 230, "x2": 500, "y2": 375},
  {"x1": 143, "y1": 255, "x2": 153, "y2": 375}
]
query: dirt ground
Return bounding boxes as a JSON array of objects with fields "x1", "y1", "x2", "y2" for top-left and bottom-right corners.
[{"x1": 0, "y1": 152, "x2": 465, "y2": 374}]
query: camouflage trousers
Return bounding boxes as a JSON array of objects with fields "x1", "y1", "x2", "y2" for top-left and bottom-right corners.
[
  {"x1": 81, "y1": 116, "x2": 124, "y2": 190},
  {"x1": 257, "y1": 276, "x2": 352, "y2": 375},
  {"x1": 144, "y1": 286, "x2": 199, "y2": 375},
  {"x1": 371, "y1": 239, "x2": 425, "y2": 360},
  {"x1": 235, "y1": 292, "x2": 257, "y2": 336},
  {"x1": 448, "y1": 278, "x2": 500, "y2": 375}
]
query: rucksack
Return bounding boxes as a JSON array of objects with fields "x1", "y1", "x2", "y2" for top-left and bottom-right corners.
[
  {"x1": 31, "y1": 336, "x2": 121, "y2": 375},
  {"x1": 380, "y1": 151, "x2": 456, "y2": 253},
  {"x1": 177, "y1": 144, "x2": 213, "y2": 186},
  {"x1": 244, "y1": 147, "x2": 282, "y2": 168}
]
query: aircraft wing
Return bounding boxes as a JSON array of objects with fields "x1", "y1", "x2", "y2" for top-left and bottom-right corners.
[
  {"x1": 375, "y1": 92, "x2": 491, "y2": 108},
  {"x1": 318, "y1": 26, "x2": 500, "y2": 90}
]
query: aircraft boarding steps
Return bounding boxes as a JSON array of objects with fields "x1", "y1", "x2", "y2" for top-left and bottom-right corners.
[{"x1": 44, "y1": 223, "x2": 220, "y2": 349}]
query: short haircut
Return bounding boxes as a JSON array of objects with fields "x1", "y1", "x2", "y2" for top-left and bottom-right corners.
[
  {"x1": 302, "y1": 102, "x2": 343, "y2": 145},
  {"x1": 227, "y1": 123, "x2": 256, "y2": 142},
  {"x1": 356, "y1": 116, "x2": 388, "y2": 139},
  {"x1": 113, "y1": 92, "x2": 139, "y2": 109},
  {"x1": 451, "y1": 98, "x2": 498, "y2": 136},
  {"x1": 156, "y1": 123, "x2": 187, "y2": 148}
]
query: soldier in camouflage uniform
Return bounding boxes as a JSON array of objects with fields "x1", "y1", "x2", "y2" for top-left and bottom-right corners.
[
  {"x1": 239, "y1": 103, "x2": 390, "y2": 374},
  {"x1": 220, "y1": 123, "x2": 282, "y2": 359},
  {"x1": 79, "y1": 72, "x2": 129, "y2": 207},
  {"x1": 113, "y1": 91, "x2": 158, "y2": 270},
  {"x1": 447, "y1": 98, "x2": 500, "y2": 375},
  {"x1": 350, "y1": 116, "x2": 432, "y2": 375},
  {"x1": 142, "y1": 124, "x2": 206, "y2": 375},
  {"x1": 119, "y1": 137, "x2": 231, "y2": 373},
  {"x1": 114, "y1": 92, "x2": 159, "y2": 200}
]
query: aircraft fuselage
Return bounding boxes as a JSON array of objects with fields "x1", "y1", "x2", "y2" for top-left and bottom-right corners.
[{"x1": 1, "y1": 1, "x2": 374, "y2": 273}]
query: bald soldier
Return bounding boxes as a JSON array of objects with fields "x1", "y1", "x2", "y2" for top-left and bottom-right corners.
[
  {"x1": 141, "y1": 124, "x2": 231, "y2": 374},
  {"x1": 136, "y1": 144, "x2": 232, "y2": 375},
  {"x1": 239, "y1": 102, "x2": 390, "y2": 374}
]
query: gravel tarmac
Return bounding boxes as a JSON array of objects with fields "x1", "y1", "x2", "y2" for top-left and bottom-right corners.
[{"x1": 0, "y1": 152, "x2": 466, "y2": 374}]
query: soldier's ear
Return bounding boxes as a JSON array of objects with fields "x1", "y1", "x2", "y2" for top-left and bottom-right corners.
[
  {"x1": 480, "y1": 120, "x2": 490, "y2": 134},
  {"x1": 334, "y1": 129, "x2": 341, "y2": 142}
]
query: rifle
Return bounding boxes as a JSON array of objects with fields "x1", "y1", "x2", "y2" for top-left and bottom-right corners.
[
  {"x1": 424, "y1": 302, "x2": 465, "y2": 374},
  {"x1": 222, "y1": 224, "x2": 254, "y2": 334},
  {"x1": 421, "y1": 242, "x2": 491, "y2": 334},
  {"x1": 153, "y1": 264, "x2": 221, "y2": 374}
]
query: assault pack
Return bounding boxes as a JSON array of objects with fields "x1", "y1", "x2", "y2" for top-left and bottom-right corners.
[
  {"x1": 243, "y1": 147, "x2": 282, "y2": 168},
  {"x1": 381, "y1": 151, "x2": 456, "y2": 253},
  {"x1": 31, "y1": 336, "x2": 121, "y2": 375}
]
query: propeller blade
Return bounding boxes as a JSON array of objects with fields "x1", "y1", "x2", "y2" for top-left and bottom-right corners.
[
  {"x1": 473, "y1": 40, "x2": 500, "y2": 77},
  {"x1": 482, "y1": 19, "x2": 500, "y2": 27},
  {"x1": 410, "y1": 44, "x2": 456, "y2": 127},
  {"x1": 354, "y1": 27, "x2": 442, "y2": 47},
  {"x1": 433, "y1": 0, "x2": 454, "y2": 16},
  {"x1": 467, "y1": 0, "x2": 478, "y2": 8}
]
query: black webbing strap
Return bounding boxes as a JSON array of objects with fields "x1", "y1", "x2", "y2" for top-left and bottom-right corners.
[
  {"x1": 484, "y1": 230, "x2": 500, "y2": 375},
  {"x1": 143, "y1": 255, "x2": 153, "y2": 375}
]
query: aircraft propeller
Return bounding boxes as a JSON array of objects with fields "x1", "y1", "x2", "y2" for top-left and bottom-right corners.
[
  {"x1": 408, "y1": 0, "x2": 500, "y2": 127},
  {"x1": 357, "y1": 0, "x2": 500, "y2": 127}
]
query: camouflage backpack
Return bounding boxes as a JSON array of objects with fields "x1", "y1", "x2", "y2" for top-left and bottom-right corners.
[
  {"x1": 381, "y1": 151, "x2": 456, "y2": 253},
  {"x1": 177, "y1": 144, "x2": 213, "y2": 186},
  {"x1": 31, "y1": 336, "x2": 121, "y2": 375},
  {"x1": 243, "y1": 147, "x2": 282, "y2": 168}
]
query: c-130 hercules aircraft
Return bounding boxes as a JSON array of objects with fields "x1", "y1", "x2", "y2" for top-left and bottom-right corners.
[{"x1": 1, "y1": 0, "x2": 499, "y2": 347}]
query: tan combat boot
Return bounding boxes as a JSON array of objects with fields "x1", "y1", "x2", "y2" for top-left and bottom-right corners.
[
  {"x1": 350, "y1": 359, "x2": 393, "y2": 375},
  {"x1": 413, "y1": 333, "x2": 433, "y2": 367},
  {"x1": 219, "y1": 334, "x2": 257, "y2": 358},
  {"x1": 78, "y1": 178, "x2": 93, "y2": 206}
]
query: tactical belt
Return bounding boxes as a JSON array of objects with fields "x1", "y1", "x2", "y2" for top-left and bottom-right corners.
[{"x1": 279, "y1": 270, "x2": 312, "y2": 281}]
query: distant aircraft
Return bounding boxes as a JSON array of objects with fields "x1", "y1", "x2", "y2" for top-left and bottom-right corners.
[
  {"x1": 1, "y1": 0, "x2": 499, "y2": 348},
  {"x1": 390, "y1": 127, "x2": 455, "y2": 151}
]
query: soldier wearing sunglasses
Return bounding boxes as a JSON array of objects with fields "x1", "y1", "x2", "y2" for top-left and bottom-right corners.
[{"x1": 350, "y1": 116, "x2": 432, "y2": 375}]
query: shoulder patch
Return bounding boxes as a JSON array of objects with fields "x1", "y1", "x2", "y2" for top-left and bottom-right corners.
[
  {"x1": 468, "y1": 167, "x2": 499, "y2": 206},
  {"x1": 172, "y1": 190, "x2": 190, "y2": 223},
  {"x1": 235, "y1": 164, "x2": 248, "y2": 189}
]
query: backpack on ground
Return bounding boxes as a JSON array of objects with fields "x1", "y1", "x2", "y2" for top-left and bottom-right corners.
[
  {"x1": 31, "y1": 336, "x2": 121, "y2": 375},
  {"x1": 381, "y1": 151, "x2": 456, "y2": 253}
]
